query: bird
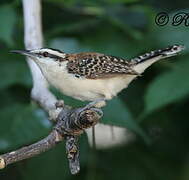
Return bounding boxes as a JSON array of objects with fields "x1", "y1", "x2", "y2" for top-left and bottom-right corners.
[{"x1": 11, "y1": 45, "x2": 184, "y2": 110}]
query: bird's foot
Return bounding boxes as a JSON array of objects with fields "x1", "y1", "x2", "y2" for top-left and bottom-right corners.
[
  {"x1": 55, "y1": 100, "x2": 65, "y2": 109},
  {"x1": 74, "y1": 99, "x2": 105, "y2": 119}
]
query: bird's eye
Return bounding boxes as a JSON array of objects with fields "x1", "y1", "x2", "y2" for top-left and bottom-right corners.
[
  {"x1": 43, "y1": 52, "x2": 49, "y2": 57},
  {"x1": 173, "y1": 46, "x2": 178, "y2": 51}
]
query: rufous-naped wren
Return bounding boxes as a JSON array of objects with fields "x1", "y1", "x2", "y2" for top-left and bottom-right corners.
[{"x1": 12, "y1": 45, "x2": 184, "y2": 108}]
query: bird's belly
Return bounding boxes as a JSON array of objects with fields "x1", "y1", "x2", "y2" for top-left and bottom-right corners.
[
  {"x1": 49, "y1": 72, "x2": 136, "y2": 101},
  {"x1": 51, "y1": 75, "x2": 106, "y2": 101}
]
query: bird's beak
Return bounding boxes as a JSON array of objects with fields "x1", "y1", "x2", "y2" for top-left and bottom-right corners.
[{"x1": 10, "y1": 50, "x2": 36, "y2": 58}]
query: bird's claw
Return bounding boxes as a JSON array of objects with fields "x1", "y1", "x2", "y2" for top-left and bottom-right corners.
[
  {"x1": 74, "y1": 100, "x2": 104, "y2": 120},
  {"x1": 90, "y1": 107, "x2": 103, "y2": 118},
  {"x1": 55, "y1": 100, "x2": 65, "y2": 109}
]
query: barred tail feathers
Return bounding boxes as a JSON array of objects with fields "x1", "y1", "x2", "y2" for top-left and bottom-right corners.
[{"x1": 130, "y1": 45, "x2": 185, "y2": 74}]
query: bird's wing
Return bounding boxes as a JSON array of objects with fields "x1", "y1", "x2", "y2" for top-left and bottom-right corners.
[{"x1": 66, "y1": 52, "x2": 139, "y2": 79}]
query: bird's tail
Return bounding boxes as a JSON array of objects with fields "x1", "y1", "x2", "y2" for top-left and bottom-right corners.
[{"x1": 130, "y1": 45, "x2": 185, "y2": 74}]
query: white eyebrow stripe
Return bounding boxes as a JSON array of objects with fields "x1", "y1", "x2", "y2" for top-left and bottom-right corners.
[{"x1": 40, "y1": 49, "x2": 66, "y2": 58}]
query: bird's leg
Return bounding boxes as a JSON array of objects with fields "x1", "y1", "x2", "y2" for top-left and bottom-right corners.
[
  {"x1": 86, "y1": 99, "x2": 106, "y2": 108},
  {"x1": 92, "y1": 99, "x2": 106, "y2": 108},
  {"x1": 82, "y1": 99, "x2": 105, "y2": 116}
]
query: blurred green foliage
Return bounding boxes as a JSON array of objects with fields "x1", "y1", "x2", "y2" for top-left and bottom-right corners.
[{"x1": 0, "y1": 0, "x2": 189, "y2": 180}]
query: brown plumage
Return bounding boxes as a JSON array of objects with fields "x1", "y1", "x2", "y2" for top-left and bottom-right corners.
[{"x1": 66, "y1": 53, "x2": 139, "y2": 79}]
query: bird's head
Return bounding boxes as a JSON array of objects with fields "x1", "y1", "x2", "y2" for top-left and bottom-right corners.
[{"x1": 11, "y1": 48, "x2": 67, "y2": 65}]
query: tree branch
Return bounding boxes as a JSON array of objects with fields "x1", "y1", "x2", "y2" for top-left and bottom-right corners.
[
  {"x1": 0, "y1": 130, "x2": 61, "y2": 168},
  {"x1": 0, "y1": 107, "x2": 100, "y2": 174}
]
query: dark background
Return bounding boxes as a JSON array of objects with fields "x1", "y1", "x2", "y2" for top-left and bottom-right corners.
[{"x1": 0, "y1": 0, "x2": 189, "y2": 179}]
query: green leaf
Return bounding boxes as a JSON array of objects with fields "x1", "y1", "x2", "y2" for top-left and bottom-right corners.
[
  {"x1": 0, "y1": 5, "x2": 17, "y2": 46},
  {"x1": 0, "y1": 54, "x2": 31, "y2": 90},
  {"x1": 50, "y1": 37, "x2": 81, "y2": 53},
  {"x1": 143, "y1": 56, "x2": 189, "y2": 115},
  {"x1": 0, "y1": 104, "x2": 51, "y2": 151},
  {"x1": 102, "y1": 98, "x2": 150, "y2": 143}
]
